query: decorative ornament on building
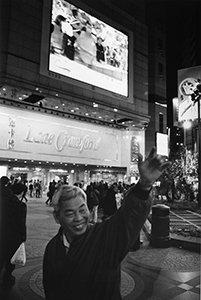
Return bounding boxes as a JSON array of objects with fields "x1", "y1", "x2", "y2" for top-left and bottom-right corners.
[
  {"x1": 11, "y1": 88, "x2": 18, "y2": 99},
  {"x1": 7, "y1": 117, "x2": 16, "y2": 149},
  {"x1": 130, "y1": 136, "x2": 139, "y2": 163},
  {"x1": 179, "y1": 78, "x2": 199, "y2": 97}
]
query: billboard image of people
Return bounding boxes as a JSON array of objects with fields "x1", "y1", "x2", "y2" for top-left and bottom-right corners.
[
  {"x1": 178, "y1": 66, "x2": 201, "y2": 122},
  {"x1": 48, "y1": 0, "x2": 129, "y2": 96}
]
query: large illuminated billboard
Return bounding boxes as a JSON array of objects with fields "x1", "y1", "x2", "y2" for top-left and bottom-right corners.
[
  {"x1": 178, "y1": 66, "x2": 201, "y2": 122},
  {"x1": 40, "y1": 0, "x2": 133, "y2": 99}
]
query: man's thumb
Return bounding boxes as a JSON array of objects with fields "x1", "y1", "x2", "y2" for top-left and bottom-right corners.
[{"x1": 138, "y1": 153, "x2": 143, "y2": 163}]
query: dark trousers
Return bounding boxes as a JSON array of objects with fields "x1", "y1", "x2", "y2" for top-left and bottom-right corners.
[{"x1": 0, "y1": 240, "x2": 20, "y2": 280}]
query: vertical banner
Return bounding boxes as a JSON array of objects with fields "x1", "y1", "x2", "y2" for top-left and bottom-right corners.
[
  {"x1": 172, "y1": 97, "x2": 179, "y2": 126},
  {"x1": 130, "y1": 136, "x2": 139, "y2": 163},
  {"x1": 178, "y1": 66, "x2": 201, "y2": 122},
  {"x1": 156, "y1": 132, "x2": 168, "y2": 156}
]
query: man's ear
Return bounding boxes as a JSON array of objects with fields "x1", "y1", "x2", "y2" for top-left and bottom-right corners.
[
  {"x1": 53, "y1": 211, "x2": 60, "y2": 224},
  {"x1": 19, "y1": 192, "x2": 24, "y2": 199}
]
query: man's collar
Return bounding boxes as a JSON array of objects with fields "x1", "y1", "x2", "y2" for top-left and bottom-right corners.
[{"x1": 62, "y1": 232, "x2": 70, "y2": 248}]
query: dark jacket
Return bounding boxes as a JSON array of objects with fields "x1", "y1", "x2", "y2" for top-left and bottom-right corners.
[
  {"x1": 0, "y1": 187, "x2": 27, "y2": 271},
  {"x1": 43, "y1": 184, "x2": 152, "y2": 300},
  {"x1": 103, "y1": 187, "x2": 117, "y2": 216}
]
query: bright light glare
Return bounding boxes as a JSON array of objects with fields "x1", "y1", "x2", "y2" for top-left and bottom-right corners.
[
  {"x1": 135, "y1": 136, "x2": 142, "y2": 142},
  {"x1": 183, "y1": 120, "x2": 192, "y2": 129}
]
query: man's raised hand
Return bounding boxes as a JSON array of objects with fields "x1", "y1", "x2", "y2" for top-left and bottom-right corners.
[{"x1": 138, "y1": 147, "x2": 170, "y2": 189}]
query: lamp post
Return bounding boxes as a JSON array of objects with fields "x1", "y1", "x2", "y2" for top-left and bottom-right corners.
[
  {"x1": 197, "y1": 97, "x2": 201, "y2": 206},
  {"x1": 191, "y1": 80, "x2": 201, "y2": 207},
  {"x1": 183, "y1": 120, "x2": 192, "y2": 175}
]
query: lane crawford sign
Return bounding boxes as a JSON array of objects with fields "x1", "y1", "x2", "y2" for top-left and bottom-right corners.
[{"x1": 0, "y1": 105, "x2": 121, "y2": 164}]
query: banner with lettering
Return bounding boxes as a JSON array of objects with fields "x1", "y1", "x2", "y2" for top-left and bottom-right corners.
[{"x1": 0, "y1": 105, "x2": 122, "y2": 166}]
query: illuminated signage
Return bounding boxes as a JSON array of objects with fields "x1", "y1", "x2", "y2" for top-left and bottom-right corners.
[
  {"x1": 178, "y1": 66, "x2": 201, "y2": 122},
  {"x1": 24, "y1": 127, "x2": 101, "y2": 153},
  {"x1": 40, "y1": 0, "x2": 134, "y2": 100}
]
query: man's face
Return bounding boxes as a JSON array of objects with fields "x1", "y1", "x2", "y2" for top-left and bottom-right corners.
[{"x1": 54, "y1": 196, "x2": 90, "y2": 242}]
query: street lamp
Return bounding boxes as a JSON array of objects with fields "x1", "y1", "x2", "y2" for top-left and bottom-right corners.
[
  {"x1": 183, "y1": 120, "x2": 192, "y2": 145},
  {"x1": 183, "y1": 120, "x2": 192, "y2": 175},
  {"x1": 191, "y1": 80, "x2": 201, "y2": 207}
]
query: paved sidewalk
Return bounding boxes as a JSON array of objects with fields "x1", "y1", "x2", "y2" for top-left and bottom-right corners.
[{"x1": 0, "y1": 196, "x2": 200, "y2": 300}]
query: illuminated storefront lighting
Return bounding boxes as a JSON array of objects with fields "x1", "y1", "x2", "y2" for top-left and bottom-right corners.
[
  {"x1": 13, "y1": 167, "x2": 29, "y2": 171},
  {"x1": 50, "y1": 169, "x2": 68, "y2": 173}
]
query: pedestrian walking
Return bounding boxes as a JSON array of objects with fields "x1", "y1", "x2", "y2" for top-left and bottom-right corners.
[
  {"x1": 0, "y1": 180, "x2": 27, "y2": 287},
  {"x1": 86, "y1": 183, "x2": 100, "y2": 223},
  {"x1": 29, "y1": 180, "x2": 34, "y2": 197},
  {"x1": 46, "y1": 180, "x2": 56, "y2": 205},
  {"x1": 102, "y1": 182, "x2": 118, "y2": 219},
  {"x1": 35, "y1": 180, "x2": 41, "y2": 198},
  {"x1": 21, "y1": 180, "x2": 28, "y2": 202}
]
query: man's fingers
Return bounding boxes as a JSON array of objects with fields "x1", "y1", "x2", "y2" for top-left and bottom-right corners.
[
  {"x1": 160, "y1": 161, "x2": 171, "y2": 171},
  {"x1": 138, "y1": 153, "x2": 143, "y2": 163},
  {"x1": 147, "y1": 147, "x2": 156, "y2": 161}
]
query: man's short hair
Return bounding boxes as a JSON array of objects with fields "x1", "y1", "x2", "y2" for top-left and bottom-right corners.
[
  {"x1": 52, "y1": 185, "x2": 86, "y2": 214},
  {"x1": 0, "y1": 176, "x2": 10, "y2": 186},
  {"x1": 11, "y1": 182, "x2": 25, "y2": 195}
]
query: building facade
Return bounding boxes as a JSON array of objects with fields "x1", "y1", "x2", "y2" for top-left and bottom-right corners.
[{"x1": 0, "y1": 0, "x2": 150, "y2": 188}]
